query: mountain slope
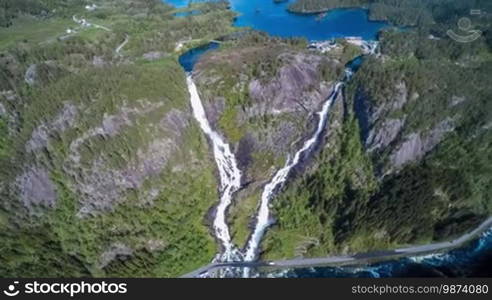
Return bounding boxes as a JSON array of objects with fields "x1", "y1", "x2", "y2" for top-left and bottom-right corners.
[{"x1": 0, "y1": 0, "x2": 235, "y2": 277}]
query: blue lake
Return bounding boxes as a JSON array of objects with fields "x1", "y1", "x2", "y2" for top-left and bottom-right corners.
[
  {"x1": 231, "y1": 0, "x2": 387, "y2": 41},
  {"x1": 178, "y1": 42, "x2": 219, "y2": 72},
  {"x1": 165, "y1": 0, "x2": 388, "y2": 41},
  {"x1": 171, "y1": 0, "x2": 388, "y2": 71},
  {"x1": 165, "y1": 0, "x2": 208, "y2": 8}
]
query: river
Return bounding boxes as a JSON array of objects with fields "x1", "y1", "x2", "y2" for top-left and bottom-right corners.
[{"x1": 166, "y1": 0, "x2": 491, "y2": 278}]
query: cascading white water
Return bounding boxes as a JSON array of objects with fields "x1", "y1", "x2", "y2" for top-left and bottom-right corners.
[
  {"x1": 186, "y1": 48, "x2": 359, "y2": 277},
  {"x1": 187, "y1": 75, "x2": 242, "y2": 262},
  {"x1": 243, "y1": 82, "x2": 344, "y2": 270}
]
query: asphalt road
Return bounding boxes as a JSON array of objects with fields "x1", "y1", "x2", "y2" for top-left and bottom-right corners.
[{"x1": 181, "y1": 217, "x2": 492, "y2": 278}]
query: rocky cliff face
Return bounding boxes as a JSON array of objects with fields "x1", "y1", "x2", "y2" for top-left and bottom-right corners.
[
  {"x1": 260, "y1": 29, "x2": 492, "y2": 259},
  {"x1": 0, "y1": 55, "x2": 219, "y2": 277},
  {"x1": 355, "y1": 75, "x2": 456, "y2": 174},
  {"x1": 361, "y1": 81, "x2": 409, "y2": 152},
  {"x1": 192, "y1": 40, "x2": 347, "y2": 246},
  {"x1": 195, "y1": 47, "x2": 342, "y2": 184},
  {"x1": 388, "y1": 118, "x2": 454, "y2": 169},
  {"x1": 246, "y1": 53, "x2": 333, "y2": 116}
]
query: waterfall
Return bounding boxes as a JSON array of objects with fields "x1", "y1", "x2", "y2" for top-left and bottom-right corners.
[
  {"x1": 187, "y1": 75, "x2": 243, "y2": 262},
  {"x1": 186, "y1": 53, "x2": 353, "y2": 277},
  {"x1": 243, "y1": 82, "x2": 344, "y2": 271}
]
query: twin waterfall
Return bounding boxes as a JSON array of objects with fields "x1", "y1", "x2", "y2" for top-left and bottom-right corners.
[{"x1": 187, "y1": 75, "x2": 343, "y2": 276}]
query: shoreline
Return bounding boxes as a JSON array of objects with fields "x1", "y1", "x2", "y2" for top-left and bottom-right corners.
[
  {"x1": 286, "y1": 6, "x2": 392, "y2": 26},
  {"x1": 181, "y1": 216, "x2": 492, "y2": 277}
]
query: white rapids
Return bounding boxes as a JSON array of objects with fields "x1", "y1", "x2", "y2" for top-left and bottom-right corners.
[
  {"x1": 243, "y1": 82, "x2": 344, "y2": 267},
  {"x1": 187, "y1": 75, "x2": 242, "y2": 262}
]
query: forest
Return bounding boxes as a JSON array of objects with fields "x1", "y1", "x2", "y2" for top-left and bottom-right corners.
[
  {"x1": 0, "y1": 0, "x2": 491, "y2": 276},
  {"x1": 0, "y1": 0, "x2": 236, "y2": 277},
  {"x1": 263, "y1": 0, "x2": 492, "y2": 259},
  {"x1": 288, "y1": 0, "x2": 492, "y2": 27}
]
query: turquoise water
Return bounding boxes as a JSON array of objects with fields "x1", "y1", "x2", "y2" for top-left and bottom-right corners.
[
  {"x1": 165, "y1": 0, "x2": 208, "y2": 8},
  {"x1": 231, "y1": 0, "x2": 386, "y2": 41},
  {"x1": 171, "y1": 0, "x2": 388, "y2": 71},
  {"x1": 165, "y1": 0, "x2": 388, "y2": 41}
]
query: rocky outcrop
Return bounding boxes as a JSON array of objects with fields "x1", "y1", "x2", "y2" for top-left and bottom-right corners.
[
  {"x1": 390, "y1": 81, "x2": 408, "y2": 111},
  {"x1": 356, "y1": 79, "x2": 458, "y2": 172},
  {"x1": 195, "y1": 49, "x2": 341, "y2": 183},
  {"x1": 203, "y1": 97, "x2": 225, "y2": 127},
  {"x1": 24, "y1": 61, "x2": 66, "y2": 87},
  {"x1": 19, "y1": 94, "x2": 192, "y2": 218},
  {"x1": 366, "y1": 118, "x2": 405, "y2": 152},
  {"x1": 356, "y1": 80, "x2": 410, "y2": 168},
  {"x1": 68, "y1": 100, "x2": 163, "y2": 163},
  {"x1": 161, "y1": 108, "x2": 190, "y2": 137},
  {"x1": 74, "y1": 137, "x2": 176, "y2": 218},
  {"x1": 363, "y1": 81, "x2": 409, "y2": 135},
  {"x1": 389, "y1": 118, "x2": 454, "y2": 169},
  {"x1": 142, "y1": 51, "x2": 165, "y2": 61},
  {"x1": 246, "y1": 53, "x2": 333, "y2": 117},
  {"x1": 62, "y1": 102, "x2": 184, "y2": 217},
  {"x1": 26, "y1": 103, "x2": 78, "y2": 153},
  {"x1": 450, "y1": 95, "x2": 466, "y2": 107},
  {"x1": 98, "y1": 239, "x2": 168, "y2": 269},
  {"x1": 99, "y1": 243, "x2": 133, "y2": 269},
  {"x1": 24, "y1": 64, "x2": 38, "y2": 86},
  {"x1": 92, "y1": 56, "x2": 107, "y2": 67},
  {"x1": 0, "y1": 90, "x2": 16, "y2": 102},
  {"x1": 0, "y1": 102, "x2": 6, "y2": 117},
  {"x1": 16, "y1": 167, "x2": 57, "y2": 214}
]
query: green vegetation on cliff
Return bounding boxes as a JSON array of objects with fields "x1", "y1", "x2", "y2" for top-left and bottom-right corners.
[
  {"x1": 288, "y1": 0, "x2": 492, "y2": 27},
  {"x1": 194, "y1": 32, "x2": 357, "y2": 248},
  {"x1": 0, "y1": 0, "x2": 235, "y2": 277},
  {"x1": 1, "y1": 0, "x2": 491, "y2": 276},
  {"x1": 263, "y1": 117, "x2": 379, "y2": 258},
  {"x1": 262, "y1": 0, "x2": 492, "y2": 259}
]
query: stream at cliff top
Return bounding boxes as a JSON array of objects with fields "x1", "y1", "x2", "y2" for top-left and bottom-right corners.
[{"x1": 169, "y1": 0, "x2": 492, "y2": 277}]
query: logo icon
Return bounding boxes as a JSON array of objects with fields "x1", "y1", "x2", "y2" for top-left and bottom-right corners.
[
  {"x1": 3, "y1": 282, "x2": 20, "y2": 297},
  {"x1": 447, "y1": 14, "x2": 482, "y2": 43}
]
